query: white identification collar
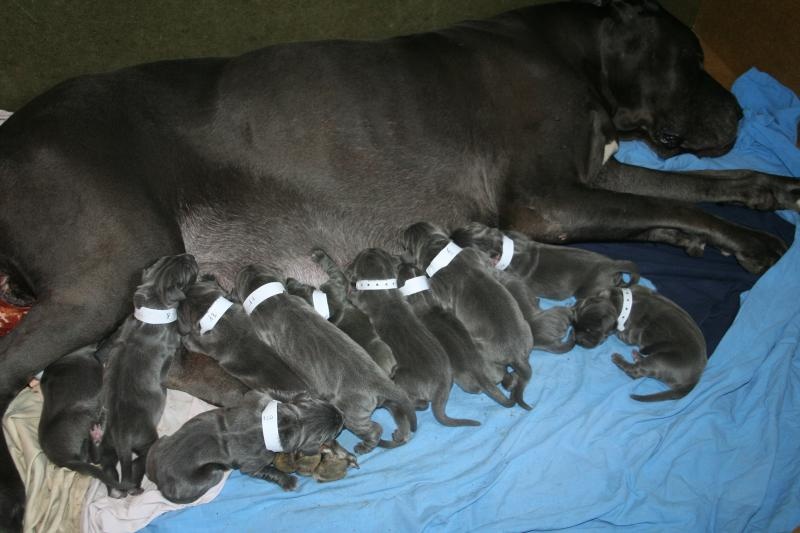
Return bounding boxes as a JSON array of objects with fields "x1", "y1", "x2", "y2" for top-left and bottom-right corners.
[
  {"x1": 243, "y1": 282, "x2": 286, "y2": 315},
  {"x1": 425, "y1": 241, "x2": 462, "y2": 277},
  {"x1": 616, "y1": 288, "x2": 633, "y2": 332},
  {"x1": 312, "y1": 289, "x2": 331, "y2": 319},
  {"x1": 134, "y1": 306, "x2": 178, "y2": 325},
  {"x1": 261, "y1": 400, "x2": 283, "y2": 452},
  {"x1": 399, "y1": 275, "x2": 431, "y2": 296},
  {"x1": 198, "y1": 296, "x2": 234, "y2": 334},
  {"x1": 355, "y1": 278, "x2": 398, "y2": 291},
  {"x1": 495, "y1": 235, "x2": 515, "y2": 271}
]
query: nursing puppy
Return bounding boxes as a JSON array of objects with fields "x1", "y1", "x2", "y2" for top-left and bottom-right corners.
[
  {"x1": 177, "y1": 275, "x2": 309, "y2": 399},
  {"x1": 98, "y1": 253, "x2": 198, "y2": 496},
  {"x1": 38, "y1": 344, "x2": 125, "y2": 490},
  {"x1": 347, "y1": 248, "x2": 479, "y2": 426},
  {"x1": 146, "y1": 391, "x2": 343, "y2": 504},
  {"x1": 164, "y1": 347, "x2": 251, "y2": 408},
  {"x1": 397, "y1": 262, "x2": 514, "y2": 408},
  {"x1": 451, "y1": 222, "x2": 639, "y2": 300},
  {"x1": 235, "y1": 264, "x2": 417, "y2": 453},
  {"x1": 284, "y1": 248, "x2": 397, "y2": 377},
  {"x1": 403, "y1": 223, "x2": 533, "y2": 409},
  {"x1": 573, "y1": 285, "x2": 707, "y2": 402}
]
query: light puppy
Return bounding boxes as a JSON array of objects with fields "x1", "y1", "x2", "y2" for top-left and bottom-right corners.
[
  {"x1": 98, "y1": 253, "x2": 198, "y2": 497},
  {"x1": 403, "y1": 222, "x2": 533, "y2": 409},
  {"x1": 347, "y1": 248, "x2": 479, "y2": 427},
  {"x1": 573, "y1": 285, "x2": 707, "y2": 402},
  {"x1": 235, "y1": 264, "x2": 417, "y2": 453},
  {"x1": 146, "y1": 391, "x2": 343, "y2": 503}
]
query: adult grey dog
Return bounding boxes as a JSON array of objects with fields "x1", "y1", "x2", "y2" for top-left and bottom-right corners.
[
  {"x1": 347, "y1": 248, "x2": 480, "y2": 427},
  {"x1": 235, "y1": 265, "x2": 417, "y2": 453},
  {"x1": 146, "y1": 391, "x2": 343, "y2": 504},
  {"x1": 1, "y1": 0, "x2": 798, "y2": 525},
  {"x1": 284, "y1": 249, "x2": 398, "y2": 377},
  {"x1": 396, "y1": 262, "x2": 515, "y2": 409},
  {"x1": 403, "y1": 223, "x2": 534, "y2": 409},
  {"x1": 38, "y1": 344, "x2": 126, "y2": 492},
  {"x1": 97, "y1": 253, "x2": 198, "y2": 497},
  {"x1": 573, "y1": 285, "x2": 707, "y2": 401}
]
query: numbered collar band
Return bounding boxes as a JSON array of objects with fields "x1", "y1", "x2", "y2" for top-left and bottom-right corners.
[
  {"x1": 495, "y1": 235, "x2": 515, "y2": 271},
  {"x1": 399, "y1": 275, "x2": 431, "y2": 296},
  {"x1": 198, "y1": 296, "x2": 234, "y2": 334},
  {"x1": 134, "y1": 306, "x2": 178, "y2": 325},
  {"x1": 355, "y1": 279, "x2": 398, "y2": 291},
  {"x1": 243, "y1": 282, "x2": 286, "y2": 315},
  {"x1": 616, "y1": 288, "x2": 634, "y2": 332},
  {"x1": 312, "y1": 289, "x2": 331, "y2": 319},
  {"x1": 261, "y1": 400, "x2": 283, "y2": 452},
  {"x1": 425, "y1": 241, "x2": 463, "y2": 277}
]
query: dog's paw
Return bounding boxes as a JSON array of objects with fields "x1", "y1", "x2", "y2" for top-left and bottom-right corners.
[
  {"x1": 353, "y1": 441, "x2": 377, "y2": 455},
  {"x1": 280, "y1": 475, "x2": 299, "y2": 491},
  {"x1": 127, "y1": 487, "x2": 144, "y2": 497},
  {"x1": 732, "y1": 231, "x2": 787, "y2": 274},
  {"x1": 748, "y1": 173, "x2": 800, "y2": 211}
]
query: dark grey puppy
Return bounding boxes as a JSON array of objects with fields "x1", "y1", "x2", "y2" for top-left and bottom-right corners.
[
  {"x1": 235, "y1": 265, "x2": 417, "y2": 453},
  {"x1": 397, "y1": 262, "x2": 515, "y2": 408},
  {"x1": 573, "y1": 285, "x2": 707, "y2": 402},
  {"x1": 283, "y1": 248, "x2": 397, "y2": 378},
  {"x1": 38, "y1": 343, "x2": 125, "y2": 491},
  {"x1": 347, "y1": 248, "x2": 479, "y2": 427},
  {"x1": 164, "y1": 347, "x2": 251, "y2": 408},
  {"x1": 451, "y1": 222, "x2": 639, "y2": 300},
  {"x1": 177, "y1": 275, "x2": 310, "y2": 399},
  {"x1": 98, "y1": 253, "x2": 198, "y2": 496},
  {"x1": 146, "y1": 391, "x2": 343, "y2": 504},
  {"x1": 403, "y1": 222, "x2": 534, "y2": 409}
]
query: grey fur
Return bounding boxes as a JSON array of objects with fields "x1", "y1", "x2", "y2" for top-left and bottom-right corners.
[
  {"x1": 146, "y1": 391, "x2": 343, "y2": 503},
  {"x1": 97, "y1": 253, "x2": 198, "y2": 496},
  {"x1": 347, "y1": 248, "x2": 480, "y2": 427},
  {"x1": 164, "y1": 348, "x2": 251, "y2": 408},
  {"x1": 573, "y1": 285, "x2": 707, "y2": 402},
  {"x1": 234, "y1": 264, "x2": 417, "y2": 453},
  {"x1": 403, "y1": 222, "x2": 534, "y2": 409}
]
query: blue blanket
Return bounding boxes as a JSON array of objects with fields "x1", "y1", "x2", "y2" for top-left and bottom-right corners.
[{"x1": 146, "y1": 69, "x2": 800, "y2": 533}]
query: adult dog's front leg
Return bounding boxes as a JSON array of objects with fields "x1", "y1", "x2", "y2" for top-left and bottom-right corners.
[
  {"x1": 502, "y1": 187, "x2": 787, "y2": 274},
  {"x1": 592, "y1": 159, "x2": 800, "y2": 212}
]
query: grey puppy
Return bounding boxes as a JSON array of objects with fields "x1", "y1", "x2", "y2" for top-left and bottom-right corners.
[
  {"x1": 397, "y1": 262, "x2": 515, "y2": 408},
  {"x1": 284, "y1": 248, "x2": 397, "y2": 378},
  {"x1": 177, "y1": 275, "x2": 310, "y2": 399},
  {"x1": 573, "y1": 285, "x2": 707, "y2": 402},
  {"x1": 235, "y1": 264, "x2": 417, "y2": 453},
  {"x1": 164, "y1": 347, "x2": 251, "y2": 408},
  {"x1": 347, "y1": 248, "x2": 479, "y2": 427},
  {"x1": 97, "y1": 253, "x2": 198, "y2": 496},
  {"x1": 38, "y1": 343, "x2": 126, "y2": 491},
  {"x1": 451, "y1": 222, "x2": 639, "y2": 300},
  {"x1": 146, "y1": 391, "x2": 343, "y2": 504},
  {"x1": 403, "y1": 222, "x2": 533, "y2": 409}
]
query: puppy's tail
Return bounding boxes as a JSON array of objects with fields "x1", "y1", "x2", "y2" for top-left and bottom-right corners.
[
  {"x1": 431, "y1": 382, "x2": 480, "y2": 427},
  {"x1": 630, "y1": 384, "x2": 695, "y2": 402},
  {"x1": 61, "y1": 460, "x2": 127, "y2": 491},
  {"x1": 505, "y1": 360, "x2": 533, "y2": 411},
  {"x1": 378, "y1": 391, "x2": 418, "y2": 448},
  {"x1": 480, "y1": 380, "x2": 516, "y2": 408}
]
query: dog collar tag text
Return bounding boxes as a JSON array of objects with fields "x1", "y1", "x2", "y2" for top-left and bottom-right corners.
[
  {"x1": 198, "y1": 296, "x2": 234, "y2": 334},
  {"x1": 399, "y1": 275, "x2": 431, "y2": 296},
  {"x1": 134, "y1": 306, "x2": 178, "y2": 325},
  {"x1": 426, "y1": 241, "x2": 463, "y2": 277},
  {"x1": 312, "y1": 289, "x2": 331, "y2": 319},
  {"x1": 355, "y1": 279, "x2": 398, "y2": 290},
  {"x1": 261, "y1": 399, "x2": 283, "y2": 452},
  {"x1": 616, "y1": 288, "x2": 633, "y2": 332},
  {"x1": 243, "y1": 282, "x2": 286, "y2": 315},
  {"x1": 495, "y1": 235, "x2": 515, "y2": 271}
]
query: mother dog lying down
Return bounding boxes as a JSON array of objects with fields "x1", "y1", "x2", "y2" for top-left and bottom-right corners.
[{"x1": 1, "y1": 0, "x2": 799, "y2": 528}]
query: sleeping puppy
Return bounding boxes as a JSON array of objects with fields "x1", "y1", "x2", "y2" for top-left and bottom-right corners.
[
  {"x1": 235, "y1": 264, "x2": 417, "y2": 453},
  {"x1": 347, "y1": 248, "x2": 479, "y2": 427},
  {"x1": 38, "y1": 343, "x2": 126, "y2": 491},
  {"x1": 284, "y1": 248, "x2": 397, "y2": 377},
  {"x1": 403, "y1": 222, "x2": 533, "y2": 409},
  {"x1": 451, "y1": 222, "x2": 639, "y2": 300},
  {"x1": 573, "y1": 285, "x2": 707, "y2": 402},
  {"x1": 146, "y1": 391, "x2": 343, "y2": 504},
  {"x1": 397, "y1": 262, "x2": 515, "y2": 408},
  {"x1": 98, "y1": 253, "x2": 198, "y2": 497},
  {"x1": 177, "y1": 275, "x2": 310, "y2": 399}
]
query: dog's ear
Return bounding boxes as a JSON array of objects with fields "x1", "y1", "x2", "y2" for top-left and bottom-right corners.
[{"x1": 176, "y1": 301, "x2": 194, "y2": 336}]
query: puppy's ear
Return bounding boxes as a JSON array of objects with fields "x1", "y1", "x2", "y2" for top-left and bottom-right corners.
[
  {"x1": 133, "y1": 289, "x2": 147, "y2": 309},
  {"x1": 176, "y1": 302, "x2": 194, "y2": 336}
]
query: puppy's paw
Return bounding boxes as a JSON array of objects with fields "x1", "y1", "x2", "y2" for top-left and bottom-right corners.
[
  {"x1": 353, "y1": 441, "x2": 376, "y2": 455},
  {"x1": 127, "y1": 487, "x2": 144, "y2": 497},
  {"x1": 280, "y1": 475, "x2": 299, "y2": 491}
]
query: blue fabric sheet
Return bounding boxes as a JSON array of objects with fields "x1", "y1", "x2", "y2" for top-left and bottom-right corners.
[{"x1": 145, "y1": 69, "x2": 800, "y2": 532}]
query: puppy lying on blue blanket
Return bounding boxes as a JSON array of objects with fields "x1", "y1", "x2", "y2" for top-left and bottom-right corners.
[
  {"x1": 146, "y1": 391, "x2": 343, "y2": 503},
  {"x1": 573, "y1": 285, "x2": 707, "y2": 402}
]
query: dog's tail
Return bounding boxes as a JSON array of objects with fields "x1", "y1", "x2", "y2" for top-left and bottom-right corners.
[
  {"x1": 61, "y1": 460, "x2": 127, "y2": 491},
  {"x1": 431, "y1": 381, "x2": 480, "y2": 427},
  {"x1": 504, "y1": 360, "x2": 533, "y2": 411},
  {"x1": 629, "y1": 384, "x2": 695, "y2": 402},
  {"x1": 480, "y1": 379, "x2": 516, "y2": 408},
  {"x1": 378, "y1": 391, "x2": 418, "y2": 448}
]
